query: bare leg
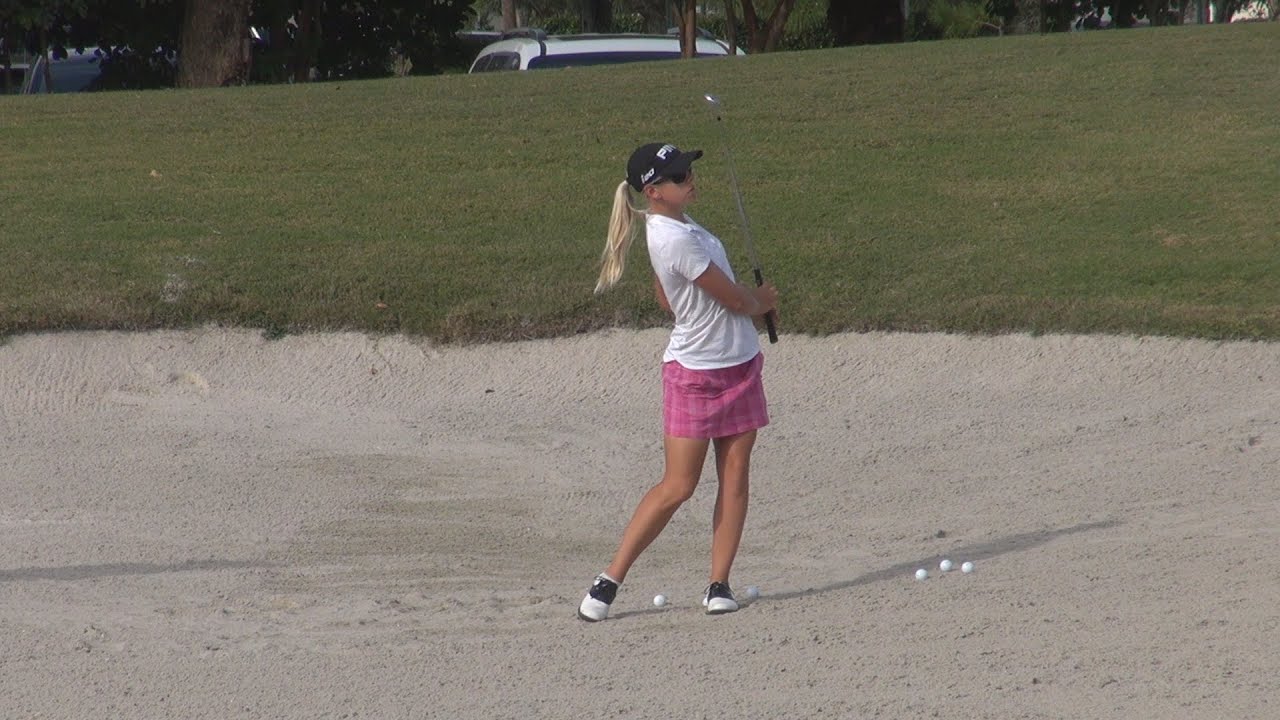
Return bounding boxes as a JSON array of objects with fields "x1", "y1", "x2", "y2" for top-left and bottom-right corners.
[
  {"x1": 604, "y1": 435, "x2": 710, "y2": 582},
  {"x1": 709, "y1": 430, "x2": 756, "y2": 584}
]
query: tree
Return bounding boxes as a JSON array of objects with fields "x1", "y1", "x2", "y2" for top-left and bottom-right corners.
[
  {"x1": 177, "y1": 0, "x2": 250, "y2": 87},
  {"x1": 1039, "y1": 0, "x2": 1078, "y2": 31},
  {"x1": 248, "y1": 0, "x2": 314, "y2": 83},
  {"x1": 66, "y1": 0, "x2": 182, "y2": 89},
  {"x1": 581, "y1": 0, "x2": 611, "y2": 32},
  {"x1": 827, "y1": 0, "x2": 903, "y2": 44},
  {"x1": 926, "y1": 0, "x2": 1003, "y2": 37},
  {"x1": 3, "y1": 0, "x2": 492, "y2": 88},
  {"x1": 1210, "y1": 0, "x2": 1247, "y2": 20},
  {"x1": 251, "y1": 0, "x2": 472, "y2": 82},
  {"x1": 739, "y1": 0, "x2": 798, "y2": 52},
  {"x1": 1143, "y1": 0, "x2": 1172, "y2": 24},
  {"x1": 722, "y1": 0, "x2": 739, "y2": 52},
  {"x1": 631, "y1": 0, "x2": 667, "y2": 33},
  {"x1": 679, "y1": 0, "x2": 695, "y2": 57},
  {"x1": 0, "y1": 0, "x2": 182, "y2": 91},
  {"x1": 311, "y1": 0, "x2": 473, "y2": 80},
  {"x1": 0, "y1": 0, "x2": 95, "y2": 91},
  {"x1": 0, "y1": 0, "x2": 32, "y2": 93}
]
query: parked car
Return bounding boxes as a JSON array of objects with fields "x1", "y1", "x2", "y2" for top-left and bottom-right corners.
[
  {"x1": 20, "y1": 47, "x2": 109, "y2": 94},
  {"x1": 19, "y1": 33, "x2": 264, "y2": 93},
  {"x1": 468, "y1": 29, "x2": 743, "y2": 73}
]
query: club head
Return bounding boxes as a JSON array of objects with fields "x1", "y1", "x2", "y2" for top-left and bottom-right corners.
[{"x1": 703, "y1": 93, "x2": 723, "y2": 109}]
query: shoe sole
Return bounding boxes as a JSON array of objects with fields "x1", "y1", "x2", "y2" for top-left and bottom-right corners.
[
  {"x1": 706, "y1": 602, "x2": 738, "y2": 615},
  {"x1": 577, "y1": 609, "x2": 605, "y2": 622}
]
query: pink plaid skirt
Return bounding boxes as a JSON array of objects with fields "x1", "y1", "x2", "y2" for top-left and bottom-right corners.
[{"x1": 662, "y1": 353, "x2": 769, "y2": 439}]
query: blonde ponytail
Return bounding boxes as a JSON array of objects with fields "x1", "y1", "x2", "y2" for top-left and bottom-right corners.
[{"x1": 595, "y1": 181, "x2": 645, "y2": 294}]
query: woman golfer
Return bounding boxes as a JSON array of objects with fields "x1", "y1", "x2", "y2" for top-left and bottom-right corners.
[{"x1": 578, "y1": 142, "x2": 778, "y2": 621}]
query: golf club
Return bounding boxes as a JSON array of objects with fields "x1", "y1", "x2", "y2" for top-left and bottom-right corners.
[{"x1": 703, "y1": 93, "x2": 778, "y2": 344}]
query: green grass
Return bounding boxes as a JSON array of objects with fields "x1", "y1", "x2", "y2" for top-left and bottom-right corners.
[{"x1": 2, "y1": 23, "x2": 1278, "y2": 342}]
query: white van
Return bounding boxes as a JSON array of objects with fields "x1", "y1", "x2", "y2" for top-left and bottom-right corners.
[{"x1": 469, "y1": 30, "x2": 743, "y2": 73}]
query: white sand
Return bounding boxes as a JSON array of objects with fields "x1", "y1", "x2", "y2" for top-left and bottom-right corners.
[{"x1": 2, "y1": 327, "x2": 1278, "y2": 718}]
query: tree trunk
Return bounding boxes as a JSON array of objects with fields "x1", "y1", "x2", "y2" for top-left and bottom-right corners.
[
  {"x1": 680, "y1": 0, "x2": 697, "y2": 57},
  {"x1": 178, "y1": 0, "x2": 252, "y2": 88},
  {"x1": 583, "y1": 0, "x2": 613, "y2": 32},
  {"x1": 1145, "y1": 0, "x2": 1163, "y2": 25},
  {"x1": 1, "y1": 20, "x2": 13, "y2": 94},
  {"x1": 723, "y1": 0, "x2": 738, "y2": 53},
  {"x1": 502, "y1": 0, "x2": 517, "y2": 30},
  {"x1": 762, "y1": 0, "x2": 796, "y2": 51},
  {"x1": 40, "y1": 28, "x2": 52, "y2": 93},
  {"x1": 740, "y1": 0, "x2": 796, "y2": 52},
  {"x1": 740, "y1": 0, "x2": 763, "y2": 52},
  {"x1": 293, "y1": 0, "x2": 319, "y2": 83}
]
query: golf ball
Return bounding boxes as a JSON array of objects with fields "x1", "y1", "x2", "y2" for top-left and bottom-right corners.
[
  {"x1": 653, "y1": 594, "x2": 667, "y2": 607},
  {"x1": 915, "y1": 568, "x2": 928, "y2": 581},
  {"x1": 961, "y1": 561, "x2": 975, "y2": 574},
  {"x1": 939, "y1": 559, "x2": 953, "y2": 572},
  {"x1": 745, "y1": 585, "x2": 760, "y2": 601}
]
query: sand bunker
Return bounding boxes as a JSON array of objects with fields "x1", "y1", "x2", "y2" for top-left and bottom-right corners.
[{"x1": 2, "y1": 327, "x2": 1277, "y2": 718}]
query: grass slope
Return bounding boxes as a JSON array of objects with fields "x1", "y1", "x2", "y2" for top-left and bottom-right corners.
[{"x1": 1, "y1": 23, "x2": 1277, "y2": 341}]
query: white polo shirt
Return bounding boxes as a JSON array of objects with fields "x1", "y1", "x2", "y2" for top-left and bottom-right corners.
[{"x1": 645, "y1": 213, "x2": 762, "y2": 370}]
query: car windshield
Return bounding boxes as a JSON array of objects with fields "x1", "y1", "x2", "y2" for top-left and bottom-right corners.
[
  {"x1": 473, "y1": 52, "x2": 520, "y2": 72},
  {"x1": 527, "y1": 51, "x2": 682, "y2": 69}
]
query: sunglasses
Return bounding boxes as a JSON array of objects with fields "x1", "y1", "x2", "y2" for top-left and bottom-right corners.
[{"x1": 654, "y1": 170, "x2": 692, "y2": 186}]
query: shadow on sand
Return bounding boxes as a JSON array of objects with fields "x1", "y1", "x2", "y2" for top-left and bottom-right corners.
[
  {"x1": 0, "y1": 558, "x2": 272, "y2": 583},
  {"x1": 607, "y1": 519, "x2": 1120, "y2": 620},
  {"x1": 764, "y1": 518, "x2": 1121, "y2": 602}
]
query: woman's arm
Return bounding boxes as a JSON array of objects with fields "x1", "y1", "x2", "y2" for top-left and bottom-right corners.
[{"x1": 692, "y1": 263, "x2": 777, "y2": 317}]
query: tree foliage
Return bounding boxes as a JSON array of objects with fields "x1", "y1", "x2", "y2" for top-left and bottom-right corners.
[
  {"x1": 1, "y1": 0, "x2": 181, "y2": 89},
  {"x1": 305, "y1": 0, "x2": 474, "y2": 79},
  {"x1": 926, "y1": 0, "x2": 1001, "y2": 37},
  {"x1": 5, "y1": 0, "x2": 1268, "y2": 91},
  {"x1": 0, "y1": 0, "x2": 476, "y2": 88},
  {"x1": 827, "y1": 0, "x2": 904, "y2": 44}
]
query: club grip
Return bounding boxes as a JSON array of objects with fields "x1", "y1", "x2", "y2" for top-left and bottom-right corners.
[{"x1": 752, "y1": 268, "x2": 779, "y2": 344}]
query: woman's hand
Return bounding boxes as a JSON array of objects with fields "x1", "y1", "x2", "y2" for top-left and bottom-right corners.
[{"x1": 750, "y1": 282, "x2": 778, "y2": 317}]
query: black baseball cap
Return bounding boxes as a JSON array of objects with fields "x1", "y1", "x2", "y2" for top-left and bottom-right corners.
[{"x1": 626, "y1": 143, "x2": 703, "y2": 192}]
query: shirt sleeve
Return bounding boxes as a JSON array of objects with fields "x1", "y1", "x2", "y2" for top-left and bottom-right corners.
[{"x1": 668, "y1": 231, "x2": 711, "y2": 282}]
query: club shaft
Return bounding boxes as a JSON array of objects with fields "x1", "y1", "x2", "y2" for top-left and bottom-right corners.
[
  {"x1": 706, "y1": 103, "x2": 773, "y2": 340},
  {"x1": 718, "y1": 132, "x2": 763, "y2": 272}
]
